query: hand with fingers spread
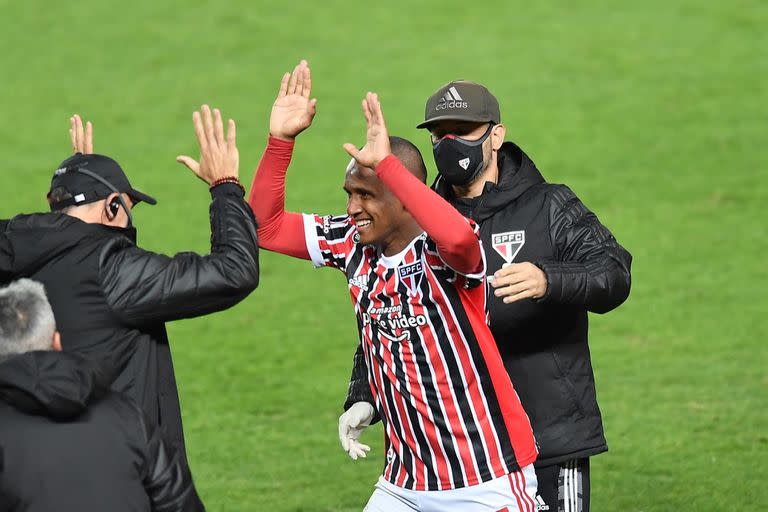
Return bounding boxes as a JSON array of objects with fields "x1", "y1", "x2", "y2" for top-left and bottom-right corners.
[
  {"x1": 490, "y1": 262, "x2": 548, "y2": 304},
  {"x1": 270, "y1": 59, "x2": 317, "y2": 141},
  {"x1": 69, "y1": 114, "x2": 93, "y2": 154},
  {"x1": 177, "y1": 105, "x2": 239, "y2": 186},
  {"x1": 343, "y1": 92, "x2": 391, "y2": 169}
]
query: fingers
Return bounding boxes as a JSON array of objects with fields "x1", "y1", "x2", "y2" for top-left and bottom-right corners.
[
  {"x1": 201, "y1": 105, "x2": 216, "y2": 149},
  {"x1": 278, "y1": 72, "x2": 290, "y2": 97},
  {"x1": 301, "y1": 62, "x2": 311, "y2": 99},
  {"x1": 287, "y1": 62, "x2": 300, "y2": 95},
  {"x1": 69, "y1": 116, "x2": 76, "y2": 151},
  {"x1": 176, "y1": 155, "x2": 201, "y2": 175},
  {"x1": 339, "y1": 414, "x2": 351, "y2": 451},
  {"x1": 348, "y1": 440, "x2": 371, "y2": 460},
  {"x1": 85, "y1": 121, "x2": 93, "y2": 154},
  {"x1": 367, "y1": 92, "x2": 382, "y2": 126},
  {"x1": 70, "y1": 114, "x2": 84, "y2": 153},
  {"x1": 307, "y1": 98, "x2": 318, "y2": 118},
  {"x1": 494, "y1": 280, "x2": 530, "y2": 298},
  {"x1": 361, "y1": 98, "x2": 372, "y2": 130},
  {"x1": 502, "y1": 288, "x2": 537, "y2": 304},
  {"x1": 192, "y1": 111, "x2": 208, "y2": 153},
  {"x1": 343, "y1": 142, "x2": 360, "y2": 160},
  {"x1": 213, "y1": 108, "x2": 225, "y2": 146},
  {"x1": 226, "y1": 119, "x2": 237, "y2": 151},
  {"x1": 295, "y1": 61, "x2": 305, "y2": 97},
  {"x1": 490, "y1": 262, "x2": 547, "y2": 302}
]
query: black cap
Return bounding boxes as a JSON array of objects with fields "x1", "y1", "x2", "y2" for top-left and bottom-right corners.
[
  {"x1": 48, "y1": 153, "x2": 157, "y2": 210},
  {"x1": 417, "y1": 80, "x2": 501, "y2": 129}
]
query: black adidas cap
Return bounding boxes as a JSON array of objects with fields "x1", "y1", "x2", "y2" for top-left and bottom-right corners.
[
  {"x1": 48, "y1": 153, "x2": 157, "y2": 211},
  {"x1": 417, "y1": 80, "x2": 501, "y2": 129}
]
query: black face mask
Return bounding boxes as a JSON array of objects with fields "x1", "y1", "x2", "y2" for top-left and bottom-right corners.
[{"x1": 432, "y1": 124, "x2": 494, "y2": 187}]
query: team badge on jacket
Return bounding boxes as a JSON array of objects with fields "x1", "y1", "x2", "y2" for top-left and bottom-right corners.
[
  {"x1": 398, "y1": 261, "x2": 424, "y2": 296},
  {"x1": 492, "y1": 230, "x2": 525, "y2": 263}
]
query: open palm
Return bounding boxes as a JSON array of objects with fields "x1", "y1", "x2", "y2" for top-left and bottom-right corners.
[
  {"x1": 344, "y1": 92, "x2": 391, "y2": 169},
  {"x1": 270, "y1": 60, "x2": 317, "y2": 140}
]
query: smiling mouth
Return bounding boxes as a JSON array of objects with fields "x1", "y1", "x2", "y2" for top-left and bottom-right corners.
[{"x1": 356, "y1": 219, "x2": 372, "y2": 229}]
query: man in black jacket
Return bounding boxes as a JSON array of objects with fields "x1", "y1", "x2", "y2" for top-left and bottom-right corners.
[
  {"x1": 0, "y1": 106, "x2": 258, "y2": 484},
  {"x1": 0, "y1": 278, "x2": 199, "y2": 511},
  {"x1": 340, "y1": 82, "x2": 631, "y2": 512}
]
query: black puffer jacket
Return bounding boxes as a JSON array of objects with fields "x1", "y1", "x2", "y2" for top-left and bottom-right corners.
[
  {"x1": 0, "y1": 183, "x2": 258, "y2": 470},
  {"x1": 0, "y1": 351, "x2": 199, "y2": 511},
  {"x1": 346, "y1": 142, "x2": 632, "y2": 467}
]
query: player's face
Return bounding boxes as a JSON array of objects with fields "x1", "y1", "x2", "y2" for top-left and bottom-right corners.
[{"x1": 344, "y1": 162, "x2": 409, "y2": 249}]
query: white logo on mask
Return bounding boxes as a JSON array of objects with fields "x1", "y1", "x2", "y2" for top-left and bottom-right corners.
[{"x1": 458, "y1": 158, "x2": 470, "y2": 170}]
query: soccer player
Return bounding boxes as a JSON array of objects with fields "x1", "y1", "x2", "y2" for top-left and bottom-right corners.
[{"x1": 249, "y1": 60, "x2": 539, "y2": 511}]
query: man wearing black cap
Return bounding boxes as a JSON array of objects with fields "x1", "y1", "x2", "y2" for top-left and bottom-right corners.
[
  {"x1": 341, "y1": 81, "x2": 632, "y2": 512},
  {"x1": 0, "y1": 108, "x2": 259, "y2": 501}
]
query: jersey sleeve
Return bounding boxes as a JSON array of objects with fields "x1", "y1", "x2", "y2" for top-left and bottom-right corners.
[
  {"x1": 302, "y1": 213, "x2": 358, "y2": 272},
  {"x1": 424, "y1": 217, "x2": 486, "y2": 289}
]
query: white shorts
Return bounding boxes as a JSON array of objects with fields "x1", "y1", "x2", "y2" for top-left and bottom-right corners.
[{"x1": 363, "y1": 464, "x2": 538, "y2": 512}]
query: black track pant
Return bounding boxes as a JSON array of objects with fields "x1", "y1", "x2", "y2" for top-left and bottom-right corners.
[{"x1": 533, "y1": 458, "x2": 590, "y2": 512}]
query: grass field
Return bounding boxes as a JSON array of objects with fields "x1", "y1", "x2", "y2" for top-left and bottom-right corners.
[{"x1": 1, "y1": 1, "x2": 766, "y2": 510}]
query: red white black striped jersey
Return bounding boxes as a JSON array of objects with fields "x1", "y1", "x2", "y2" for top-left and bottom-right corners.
[{"x1": 303, "y1": 213, "x2": 538, "y2": 491}]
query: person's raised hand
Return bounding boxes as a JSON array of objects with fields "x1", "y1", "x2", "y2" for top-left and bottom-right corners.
[
  {"x1": 270, "y1": 59, "x2": 317, "y2": 141},
  {"x1": 343, "y1": 92, "x2": 391, "y2": 170},
  {"x1": 69, "y1": 114, "x2": 93, "y2": 154},
  {"x1": 176, "y1": 105, "x2": 239, "y2": 185},
  {"x1": 490, "y1": 262, "x2": 548, "y2": 304}
]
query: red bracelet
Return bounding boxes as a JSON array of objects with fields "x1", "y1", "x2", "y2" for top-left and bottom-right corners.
[{"x1": 209, "y1": 176, "x2": 245, "y2": 194}]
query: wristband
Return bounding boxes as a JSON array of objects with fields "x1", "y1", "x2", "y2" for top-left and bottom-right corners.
[{"x1": 209, "y1": 176, "x2": 245, "y2": 194}]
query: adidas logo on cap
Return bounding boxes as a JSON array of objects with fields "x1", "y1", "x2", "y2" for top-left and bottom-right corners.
[{"x1": 436, "y1": 86, "x2": 468, "y2": 111}]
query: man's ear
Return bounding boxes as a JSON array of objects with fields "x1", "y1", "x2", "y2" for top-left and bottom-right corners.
[
  {"x1": 52, "y1": 331, "x2": 62, "y2": 352},
  {"x1": 104, "y1": 192, "x2": 120, "y2": 220},
  {"x1": 491, "y1": 124, "x2": 505, "y2": 151}
]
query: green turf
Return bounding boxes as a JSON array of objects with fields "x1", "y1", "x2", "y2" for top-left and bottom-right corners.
[{"x1": 1, "y1": 0, "x2": 766, "y2": 510}]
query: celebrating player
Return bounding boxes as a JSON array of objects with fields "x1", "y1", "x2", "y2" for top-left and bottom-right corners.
[{"x1": 248, "y1": 60, "x2": 538, "y2": 511}]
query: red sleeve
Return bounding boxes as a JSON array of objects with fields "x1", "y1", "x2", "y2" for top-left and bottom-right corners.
[
  {"x1": 375, "y1": 154, "x2": 482, "y2": 274},
  {"x1": 247, "y1": 136, "x2": 310, "y2": 259}
]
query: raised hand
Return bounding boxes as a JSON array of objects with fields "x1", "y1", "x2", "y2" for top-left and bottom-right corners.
[
  {"x1": 343, "y1": 92, "x2": 391, "y2": 169},
  {"x1": 270, "y1": 59, "x2": 317, "y2": 141},
  {"x1": 69, "y1": 114, "x2": 93, "y2": 154},
  {"x1": 176, "y1": 105, "x2": 239, "y2": 185}
]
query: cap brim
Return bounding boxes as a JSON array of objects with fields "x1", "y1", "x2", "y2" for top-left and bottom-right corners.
[
  {"x1": 416, "y1": 114, "x2": 495, "y2": 130},
  {"x1": 128, "y1": 188, "x2": 157, "y2": 206}
]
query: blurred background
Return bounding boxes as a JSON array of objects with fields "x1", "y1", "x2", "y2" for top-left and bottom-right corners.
[{"x1": 1, "y1": 1, "x2": 765, "y2": 510}]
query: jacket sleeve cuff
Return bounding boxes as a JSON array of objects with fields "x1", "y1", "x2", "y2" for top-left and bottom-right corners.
[
  {"x1": 536, "y1": 260, "x2": 587, "y2": 304},
  {"x1": 210, "y1": 182, "x2": 245, "y2": 198}
]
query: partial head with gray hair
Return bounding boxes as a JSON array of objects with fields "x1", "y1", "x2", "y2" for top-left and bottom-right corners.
[{"x1": 0, "y1": 279, "x2": 57, "y2": 357}]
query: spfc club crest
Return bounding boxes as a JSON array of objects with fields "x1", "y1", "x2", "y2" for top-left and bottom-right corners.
[
  {"x1": 491, "y1": 231, "x2": 525, "y2": 263},
  {"x1": 398, "y1": 261, "x2": 423, "y2": 296}
]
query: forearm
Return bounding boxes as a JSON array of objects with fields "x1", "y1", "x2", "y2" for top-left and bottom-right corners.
[
  {"x1": 539, "y1": 244, "x2": 631, "y2": 313},
  {"x1": 375, "y1": 155, "x2": 481, "y2": 273},
  {"x1": 344, "y1": 342, "x2": 380, "y2": 424},
  {"x1": 540, "y1": 186, "x2": 632, "y2": 313},
  {"x1": 102, "y1": 184, "x2": 259, "y2": 323},
  {"x1": 248, "y1": 136, "x2": 310, "y2": 259}
]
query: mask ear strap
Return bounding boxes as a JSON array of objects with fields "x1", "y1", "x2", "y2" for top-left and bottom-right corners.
[{"x1": 71, "y1": 167, "x2": 133, "y2": 227}]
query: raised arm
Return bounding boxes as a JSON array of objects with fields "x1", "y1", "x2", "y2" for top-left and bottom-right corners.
[
  {"x1": 99, "y1": 105, "x2": 259, "y2": 324},
  {"x1": 248, "y1": 60, "x2": 317, "y2": 259},
  {"x1": 344, "y1": 93, "x2": 482, "y2": 274}
]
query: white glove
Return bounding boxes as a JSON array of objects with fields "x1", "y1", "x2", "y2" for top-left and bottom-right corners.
[{"x1": 338, "y1": 401, "x2": 375, "y2": 460}]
